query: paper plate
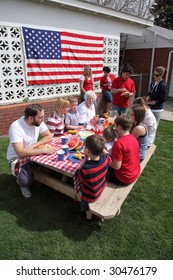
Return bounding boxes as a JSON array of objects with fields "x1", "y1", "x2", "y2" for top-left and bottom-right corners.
[
  {"x1": 67, "y1": 153, "x2": 80, "y2": 163},
  {"x1": 78, "y1": 130, "x2": 95, "y2": 140}
]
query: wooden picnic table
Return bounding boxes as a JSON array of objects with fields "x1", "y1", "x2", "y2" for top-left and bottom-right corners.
[{"x1": 30, "y1": 136, "x2": 82, "y2": 200}]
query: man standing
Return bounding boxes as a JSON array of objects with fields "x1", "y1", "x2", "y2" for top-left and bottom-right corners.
[
  {"x1": 111, "y1": 64, "x2": 135, "y2": 115},
  {"x1": 7, "y1": 104, "x2": 55, "y2": 199}
]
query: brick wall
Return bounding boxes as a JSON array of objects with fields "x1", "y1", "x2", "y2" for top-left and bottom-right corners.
[
  {"x1": 123, "y1": 47, "x2": 173, "y2": 95},
  {"x1": 123, "y1": 48, "x2": 173, "y2": 74},
  {"x1": 0, "y1": 99, "x2": 57, "y2": 137},
  {"x1": 0, "y1": 94, "x2": 103, "y2": 137}
]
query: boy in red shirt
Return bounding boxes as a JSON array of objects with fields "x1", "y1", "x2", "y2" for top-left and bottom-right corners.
[
  {"x1": 111, "y1": 64, "x2": 135, "y2": 115},
  {"x1": 107, "y1": 115, "x2": 140, "y2": 185}
]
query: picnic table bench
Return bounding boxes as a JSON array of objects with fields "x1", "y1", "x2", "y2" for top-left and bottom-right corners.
[
  {"x1": 32, "y1": 140, "x2": 156, "y2": 221},
  {"x1": 89, "y1": 144, "x2": 156, "y2": 220}
]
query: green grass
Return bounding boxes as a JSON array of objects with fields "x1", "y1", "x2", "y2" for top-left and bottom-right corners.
[{"x1": 0, "y1": 120, "x2": 173, "y2": 260}]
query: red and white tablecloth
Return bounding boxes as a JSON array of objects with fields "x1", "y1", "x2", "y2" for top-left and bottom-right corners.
[{"x1": 30, "y1": 137, "x2": 82, "y2": 176}]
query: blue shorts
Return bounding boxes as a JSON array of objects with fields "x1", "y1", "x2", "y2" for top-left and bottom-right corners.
[{"x1": 103, "y1": 91, "x2": 112, "y2": 103}]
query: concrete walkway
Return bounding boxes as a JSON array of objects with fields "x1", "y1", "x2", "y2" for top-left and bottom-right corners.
[{"x1": 161, "y1": 99, "x2": 173, "y2": 122}]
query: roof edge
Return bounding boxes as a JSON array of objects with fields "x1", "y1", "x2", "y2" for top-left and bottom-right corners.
[{"x1": 31, "y1": 0, "x2": 153, "y2": 28}]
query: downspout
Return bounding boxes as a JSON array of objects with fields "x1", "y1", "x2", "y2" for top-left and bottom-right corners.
[
  {"x1": 148, "y1": 31, "x2": 157, "y2": 91},
  {"x1": 166, "y1": 50, "x2": 173, "y2": 83}
]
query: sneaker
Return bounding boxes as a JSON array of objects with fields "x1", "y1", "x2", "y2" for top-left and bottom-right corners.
[
  {"x1": 20, "y1": 187, "x2": 32, "y2": 199},
  {"x1": 78, "y1": 215, "x2": 93, "y2": 226}
]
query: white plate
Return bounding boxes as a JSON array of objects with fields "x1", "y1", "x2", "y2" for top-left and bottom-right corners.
[{"x1": 78, "y1": 130, "x2": 95, "y2": 139}]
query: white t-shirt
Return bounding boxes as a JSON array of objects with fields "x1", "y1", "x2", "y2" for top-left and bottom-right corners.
[
  {"x1": 6, "y1": 116, "x2": 48, "y2": 161},
  {"x1": 77, "y1": 101, "x2": 95, "y2": 124},
  {"x1": 105, "y1": 141, "x2": 114, "y2": 154},
  {"x1": 144, "y1": 109, "x2": 157, "y2": 147}
]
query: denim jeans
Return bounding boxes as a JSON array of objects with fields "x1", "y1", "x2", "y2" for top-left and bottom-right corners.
[
  {"x1": 111, "y1": 105, "x2": 128, "y2": 115},
  {"x1": 17, "y1": 162, "x2": 34, "y2": 189}
]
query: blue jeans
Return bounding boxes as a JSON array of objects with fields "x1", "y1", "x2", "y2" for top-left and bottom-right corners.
[
  {"x1": 111, "y1": 105, "x2": 128, "y2": 115},
  {"x1": 17, "y1": 163, "x2": 34, "y2": 189}
]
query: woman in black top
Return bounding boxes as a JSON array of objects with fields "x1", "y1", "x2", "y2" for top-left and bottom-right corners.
[{"x1": 146, "y1": 66, "x2": 167, "y2": 127}]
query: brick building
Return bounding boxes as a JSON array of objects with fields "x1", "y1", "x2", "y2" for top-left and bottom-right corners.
[
  {"x1": 120, "y1": 25, "x2": 173, "y2": 97},
  {"x1": 0, "y1": 0, "x2": 153, "y2": 136}
]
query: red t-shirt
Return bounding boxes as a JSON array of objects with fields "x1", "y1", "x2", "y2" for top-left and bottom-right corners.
[
  {"x1": 111, "y1": 134, "x2": 140, "y2": 184},
  {"x1": 112, "y1": 76, "x2": 136, "y2": 108},
  {"x1": 100, "y1": 73, "x2": 116, "y2": 92},
  {"x1": 83, "y1": 77, "x2": 94, "y2": 91}
]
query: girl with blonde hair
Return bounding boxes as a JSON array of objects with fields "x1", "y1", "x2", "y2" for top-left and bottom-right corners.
[
  {"x1": 47, "y1": 98, "x2": 70, "y2": 137},
  {"x1": 79, "y1": 65, "x2": 94, "y2": 102}
]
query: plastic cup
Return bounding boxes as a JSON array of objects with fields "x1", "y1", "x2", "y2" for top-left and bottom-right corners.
[
  {"x1": 57, "y1": 150, "x2": 65, "y2": 161},
  {"x1": 62, "y1": 144, "x2": 68, "y2": 155},
  {"x1": 61, "y1": 136, "x2": 67, "y2": 145}
]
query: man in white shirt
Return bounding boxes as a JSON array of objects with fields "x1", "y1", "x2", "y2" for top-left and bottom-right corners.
[{"x1": 7, "y1": 104, "x2": 55, "y2": 199}]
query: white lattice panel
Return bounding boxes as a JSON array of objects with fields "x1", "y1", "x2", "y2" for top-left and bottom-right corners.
[{"x1": 0, "y1": 25, "x2": 119, "y2": 105}]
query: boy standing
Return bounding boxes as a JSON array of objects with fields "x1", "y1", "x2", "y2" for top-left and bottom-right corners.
[
  {"x1": 75, "y1": 135, "x2": 112, "y2": 225},
  {"x1": 107, "y1": 115, "x2": 140, "y2": 185}
]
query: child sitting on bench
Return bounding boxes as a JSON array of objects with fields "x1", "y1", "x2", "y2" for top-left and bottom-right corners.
[
  {"x1": 75, "y1": 134, "x2": 112, "y2": 225},
  {"x1": 107, "y1": 115, "x2": 140, "y2": 185}
]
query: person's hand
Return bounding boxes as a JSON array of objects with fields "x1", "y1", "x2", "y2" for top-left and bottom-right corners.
[
  {"x1": 147, "y1": 100, "x2": 156, "y2": 105},
  {"x1": 121, "y1": 88, "x2": 127, "y2": 93},
  {"x1": 43, "y1": 146, "x2": 56, "y2": 155},
  {"x1": 121, "y1": 91, "x2": 130, "y2": 96}
]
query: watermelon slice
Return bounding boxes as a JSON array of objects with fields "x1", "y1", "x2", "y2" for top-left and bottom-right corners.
[
  {"x1": 75, "y1": 140, "x2": 83, "y2": 150},
  {"x1": 68, "y1": 136, "x2": 79, "y2": 150}
]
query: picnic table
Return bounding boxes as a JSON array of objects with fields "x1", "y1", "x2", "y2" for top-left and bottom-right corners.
[
  {"x1": 30, "y1": 136, "x2": 83, "y2": 200},
  {"x1": 30, "y1": 123, "x2": 156, "y2": 221},
  {"x1": 30, "y1": 117, "x2": 106, "y2": 200}
]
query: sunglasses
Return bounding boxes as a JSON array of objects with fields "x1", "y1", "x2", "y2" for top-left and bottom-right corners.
[{"x1": 153, "y1": 73, "x2": 160, "y2": 77}]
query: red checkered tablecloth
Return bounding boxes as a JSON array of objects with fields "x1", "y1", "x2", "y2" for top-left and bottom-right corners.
[{"x1": 30, "y1": 137, "x2": 82, "y2": 176}]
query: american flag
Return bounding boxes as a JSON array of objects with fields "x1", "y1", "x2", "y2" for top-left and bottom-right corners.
[{"x1": 22, "y1": 27, "x2": 104, "y2": 85}]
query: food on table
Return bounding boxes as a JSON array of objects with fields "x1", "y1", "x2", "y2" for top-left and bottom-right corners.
[
  {"x1": 37, "y1": 144, "x2": 49, "y2": 149},
  {"x1": 78, "y1": 131, "x2": 95, "y2": 139},
  {"x1": 68, "y1": 136, "x2": 79, "y2": 150},
  {"x1": 103, "y1": 112, "x2": 109, "y2": 118},
  {"x1": 68, "y1": 129, "x2": 78, "y2": 135},
  {"x1": 74, "y1": 150, "x2": 85, "y2": 160},
  {"x1": 75, "y1": 140, "x2": 83, "y2": 150},
  {"x1": 103, "y1": 120, "x2": 110, "y2": 128}
]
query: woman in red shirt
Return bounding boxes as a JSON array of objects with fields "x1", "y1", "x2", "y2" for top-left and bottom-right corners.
[
  {"x1": 100, "y1": 66, "x2": 116, "y2": 114},
  {"x1": 79, "y1": 65, "x2": 94, "y2": 102}
]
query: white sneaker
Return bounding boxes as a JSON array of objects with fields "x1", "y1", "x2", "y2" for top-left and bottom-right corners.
[{"x1": 20, "y1": 187, "x2": 32, "y2": 199}]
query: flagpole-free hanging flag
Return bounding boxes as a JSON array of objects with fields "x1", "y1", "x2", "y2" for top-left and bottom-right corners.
[{"x1": 22, "y1": 27, "x2": 104, "y2": 85}]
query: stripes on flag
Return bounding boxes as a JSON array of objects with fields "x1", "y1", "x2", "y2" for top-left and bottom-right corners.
[{"x1": 22, "y1": 27, "x2": 104, "y2": 85}]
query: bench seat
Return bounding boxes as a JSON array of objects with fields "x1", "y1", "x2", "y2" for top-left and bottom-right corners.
[{"x1": 89, "y1": 144, "x2": 156, "y2": 220}]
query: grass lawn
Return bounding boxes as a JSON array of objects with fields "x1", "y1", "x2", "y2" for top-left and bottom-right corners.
[{"x1": 0, "y1": 120, "x2": 173, "y2": 260}]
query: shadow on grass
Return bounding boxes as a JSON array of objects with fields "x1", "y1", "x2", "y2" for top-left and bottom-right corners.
[{"x1": 0, "y1": 174, "x2": 102, "y2": 241}]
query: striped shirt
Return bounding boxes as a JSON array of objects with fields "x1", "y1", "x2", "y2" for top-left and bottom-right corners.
[
  {"x1": 47, "y1": 112, "x2": 64, "y2": 137},
  {"x1": 76, "y1": 154, "x2": 112, "y2": 203}
]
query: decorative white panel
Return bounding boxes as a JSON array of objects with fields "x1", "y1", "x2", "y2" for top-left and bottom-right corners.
[{"x1": 0, "y1": 25, "x2": 119, "y2": 105}]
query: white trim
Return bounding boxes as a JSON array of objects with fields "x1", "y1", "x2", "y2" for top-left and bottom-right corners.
[{"x1": 31, "y1": 0, "x2": 153, "y2": 27}]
